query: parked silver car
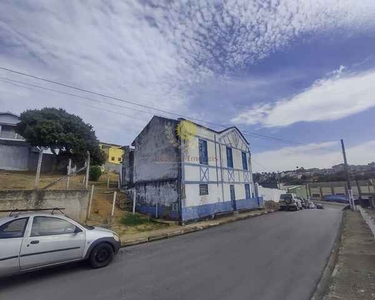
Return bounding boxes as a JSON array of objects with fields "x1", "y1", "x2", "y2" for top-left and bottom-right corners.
[{"x1": 0, "y1": 210, "x2": 121, "y2": 278}]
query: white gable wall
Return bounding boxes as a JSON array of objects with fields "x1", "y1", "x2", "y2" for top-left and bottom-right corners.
[{"x1": 181, "y1": 125, "x2": 258, "y2": 222}]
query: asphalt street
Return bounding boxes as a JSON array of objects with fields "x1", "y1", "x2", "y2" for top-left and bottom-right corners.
[{"x1": 0, "y1": 206, "x2": 343, "y2": 300}]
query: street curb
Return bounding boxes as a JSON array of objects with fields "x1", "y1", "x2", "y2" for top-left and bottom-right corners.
[
  {"x1": 120, "y1": 209, "x2": 275, "y2": 247},
  {"x1": 310, "y1": 210, "x2": 346, "y2": 300}
]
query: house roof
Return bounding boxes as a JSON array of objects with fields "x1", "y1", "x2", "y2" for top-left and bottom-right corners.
[
  {"x1": 131, "y1": 116, "x2": 178, "y2": 146},
  {"x1": 99, "y1": 141, "x2": 123, "y2": 148},
  {"x1": 131, "y1": 115, "x2": 249, "y2": 146},
  {"x1": 0, "y1": 112, "x2": 19, "y2": 118}
]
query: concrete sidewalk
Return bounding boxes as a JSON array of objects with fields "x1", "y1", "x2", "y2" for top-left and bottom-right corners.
[
  {"x1": 120, "y1": 209, "x2": 275, "y2": 247},
  {"x1": 324, "y1": 210, "x2": 375, "y2": 299}
]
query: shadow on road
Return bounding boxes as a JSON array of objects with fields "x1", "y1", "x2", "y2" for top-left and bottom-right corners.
[{"x1": 0, "y1": 261, "x2": 88, "y2": 289}]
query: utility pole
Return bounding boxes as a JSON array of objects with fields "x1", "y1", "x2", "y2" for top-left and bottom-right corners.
[
  {"x1": 341, "y1": 139, "x2": 355, "y2": 210},
  {"x1": 85, "y1": 151, "x2": 90, "y2": 189},
  {"x1": 66, "y1": 159, "x2": 72, "y2": 190}
]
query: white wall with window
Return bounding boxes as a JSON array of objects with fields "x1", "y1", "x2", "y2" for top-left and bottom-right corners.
[{"x1": 181, "y1": 124, "x2": 257, "y2": 221}]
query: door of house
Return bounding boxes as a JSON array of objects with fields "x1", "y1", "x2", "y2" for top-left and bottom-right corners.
[{"x1": 230, "y1": 185, "x2": 237, "y2": 211}]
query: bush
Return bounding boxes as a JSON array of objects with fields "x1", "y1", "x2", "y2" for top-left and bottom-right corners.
[
  {"x1": 89, "y1": 165, "x2": 102, "y2": 181},
  {"x1": 120, "y1": 214, "x2": 149, "y2": 226}
]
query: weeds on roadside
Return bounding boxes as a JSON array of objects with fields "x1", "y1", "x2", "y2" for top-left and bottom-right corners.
[{"x1": 120, "y1": 214, "x2": 150, "y2": 226}]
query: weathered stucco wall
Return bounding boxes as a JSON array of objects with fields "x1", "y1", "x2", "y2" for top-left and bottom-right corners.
[
  {"x1": 133, "y1": 117, "x2": 179, "y2": 182},
  {"x1": 0, "y1": 140, "x2": 30, "y2": 171},
  {"x1": 121, "y1": 147, "x2": 134, "y2": 188},
  {"x1": 0, "y1": 190, "x2": 89, "y2": 222},
  {"x1": 135, "y1": 180, "x2": 179, "y2": 219},
  {"x1": 132, "y1": 117, "x2": 181, "y2": 219}
]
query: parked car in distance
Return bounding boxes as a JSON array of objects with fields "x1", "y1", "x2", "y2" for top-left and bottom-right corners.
[
  {"x1": 0, "y1": 210, "x2": 121, "y2": 278},
  {"x1": 322, "y1": 195, "x2": 349, "y2": 204},
  {"x1": 315, "y1": 203, "x2": 324, "y2": 209},
  {"x1": 279, "y1": 193, "x2": 302, "y2": 211},
  {"x1": 300, "y1": 198, "x2": 309, "y2": 209},
  {"x1": 309, "y1": 202, "x2": 316, "y2": 209}
]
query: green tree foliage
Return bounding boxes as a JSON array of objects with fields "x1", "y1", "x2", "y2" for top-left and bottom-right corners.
[
  {"x1": 89, "y1": 165, "x2": 102, "y2": 181},
  {"x1": 16, "y1": 108, "x2": 105, "y2": 165}
]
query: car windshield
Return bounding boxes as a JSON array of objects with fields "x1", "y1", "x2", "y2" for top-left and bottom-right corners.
[{"x1": 74, "y1": 220, "x2": 94, "y2": 230}]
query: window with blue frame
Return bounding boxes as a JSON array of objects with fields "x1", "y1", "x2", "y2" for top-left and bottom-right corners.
[
  {"x1": 245, "y1": 184, "x2": 251, "y2": 199},
  {"x1": 199, "y1": 139, "x2": 208, "y2": 165},
  {"x1": 242, "y1": 152, "x2": 248, "y2": 170},
  {"x1": 226, "y1": 147, "x2": 233, "y2": 168}
]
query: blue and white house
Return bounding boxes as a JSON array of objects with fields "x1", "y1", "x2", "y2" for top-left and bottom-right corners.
[{"x1": 129, "y1": 116, "x2": 262, "y2": 223}]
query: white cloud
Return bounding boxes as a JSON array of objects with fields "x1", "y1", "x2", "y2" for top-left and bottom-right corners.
[
  {"x1": 252, "y1": 140, "x2": 375, "y2": 172},
  {"x1": 0, "y1": 1, "x2": 374, "y2": 144},
  {"x1": 232, "y1": 67, "x2": 375, "y2": 127}
]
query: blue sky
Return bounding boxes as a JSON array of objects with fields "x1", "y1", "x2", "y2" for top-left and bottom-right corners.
[{"x1": 0, "y1": 0, "x2": 375, "y2": 171}]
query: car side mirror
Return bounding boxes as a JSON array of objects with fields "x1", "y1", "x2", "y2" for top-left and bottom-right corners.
[{"x1": 74, "y1": 226, "x2": 83, "y2": 234}]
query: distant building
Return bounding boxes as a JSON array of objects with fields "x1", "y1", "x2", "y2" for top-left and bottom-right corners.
[
  {"x1": 0, "y1": 112, "x2": 30, "y2": 171},
  {"x1": 124, "y1": 116, "x2": 262, "y2": 222},
  {"x1": 99, "y1": 142, "x2": 124, "y2": 172},
  {"x1": 0, "y1": 112, "x2": 24, "y2": 140}
]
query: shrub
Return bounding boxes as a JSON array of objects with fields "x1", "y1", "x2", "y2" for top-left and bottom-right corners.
[
  {"x1": 89, "y1": 165, "x2": 102, "y2": 181},
  {"x1": 120, "y1": 214, "x2": 149, "y2": 226}
]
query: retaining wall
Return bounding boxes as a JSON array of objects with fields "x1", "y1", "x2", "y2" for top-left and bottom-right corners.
[{"x1": 0, "y1": 190, "x2": 89, "y2": 222}]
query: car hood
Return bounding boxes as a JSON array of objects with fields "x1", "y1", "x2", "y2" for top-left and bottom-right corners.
[{"x1": 93, "y1": 226, "x2": 115, "y2": 234}]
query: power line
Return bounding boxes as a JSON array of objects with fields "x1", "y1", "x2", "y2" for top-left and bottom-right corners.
[
  {"x1": 0, "y1": 77, "x2": 158, "y2": 117},
  {"x1": 0, "y1": 77, "x2": 142, "y2": 122},
  {"x1": 252, "y1": 158, "x2": 272, "y2": 172},
  {"x1": 0, "y1": 73, "x2": 343, "y2": 172},
  {"x1": 0, "y1": 75, "x2": 339, "y2": 158},
  {"x1": 0, "y1": 65, "x2": 311, "y2": 146}
]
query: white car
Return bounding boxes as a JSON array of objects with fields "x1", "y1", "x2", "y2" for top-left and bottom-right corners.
[
  {"x1": 0, "y1": 210, "x2": 121, "y2": 278},
  {"x1": 309, "y1": 202, "x2": 316, "y2": 209},
  {"x1": 279, "y1": 193, "x2": 303, "y2": 211}
]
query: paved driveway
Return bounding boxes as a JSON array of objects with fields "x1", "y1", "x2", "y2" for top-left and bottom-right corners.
[{"x1": 0, "y1": 206, "x2": 343, "y2": 300}]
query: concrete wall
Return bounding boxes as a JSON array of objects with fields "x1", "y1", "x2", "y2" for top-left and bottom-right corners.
[
  {"x1": 257, "y1": 185, "x2": 285, "y2": 202},
  {"x1": 0, "y1": 190, "x2": 89, "y2": 222},
  {"x1": 28, "y1": 151, "x2": 57, "y2": 173},
  {"x1": 102, "y1": 162, "x2": 121, "y2": 173},
  {"x1": 0, "y1": 140, "x2": 30, "y2": 171},
  {"x1": 121, "y1": 147, "x2": 134, "y2": 188},
  {"x1": 308, "y1": 181, "x2": 374, "y2": 200},
  {"x1": 132, "y1": 117, "x2": 180, "y2": 219},
  {"x1": 134, "y1": 179, "x2": 179, "y2": 219},
  {"x1": 133, "y1": 117, "x2": 179, "y2": 182}
]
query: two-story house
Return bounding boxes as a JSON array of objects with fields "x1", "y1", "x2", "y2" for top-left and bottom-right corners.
[
  {"x1": 129, "y1": 116, "x2": 262, "y2": 222},
  {"x1": 99, "y1": 142, "x2": 125, "y2": 172},
  {"x1": 0, "y1": 112, "x2": 31, "y2": 171},
  {"x1": 0, "y1": 112, "x2": 24, "y2": 140}
]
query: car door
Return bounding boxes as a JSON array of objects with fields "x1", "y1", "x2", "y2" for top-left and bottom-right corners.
[
  {"x1": 20, "y1": 216, "x2": 85, "y2": 270},
  {"x1": 0, "y1": 217, "x2": 29, "y2": 277}
]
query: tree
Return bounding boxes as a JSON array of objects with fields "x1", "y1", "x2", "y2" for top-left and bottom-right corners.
[{"x1": 16, "y1": 108, "x2": 105, "y2": 165}]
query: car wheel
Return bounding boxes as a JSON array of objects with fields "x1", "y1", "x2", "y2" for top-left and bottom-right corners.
[{"x1": 89, "y1": 243, "x2": 114, "y2": 269}]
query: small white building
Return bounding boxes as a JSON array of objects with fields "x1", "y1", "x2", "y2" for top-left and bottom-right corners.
[
  {"x1": 0, "y1": 112, "x2": 30, "y2": 171},
  {"x1": 129, "y1": 116, "x2": 262, "y2": 222}
]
